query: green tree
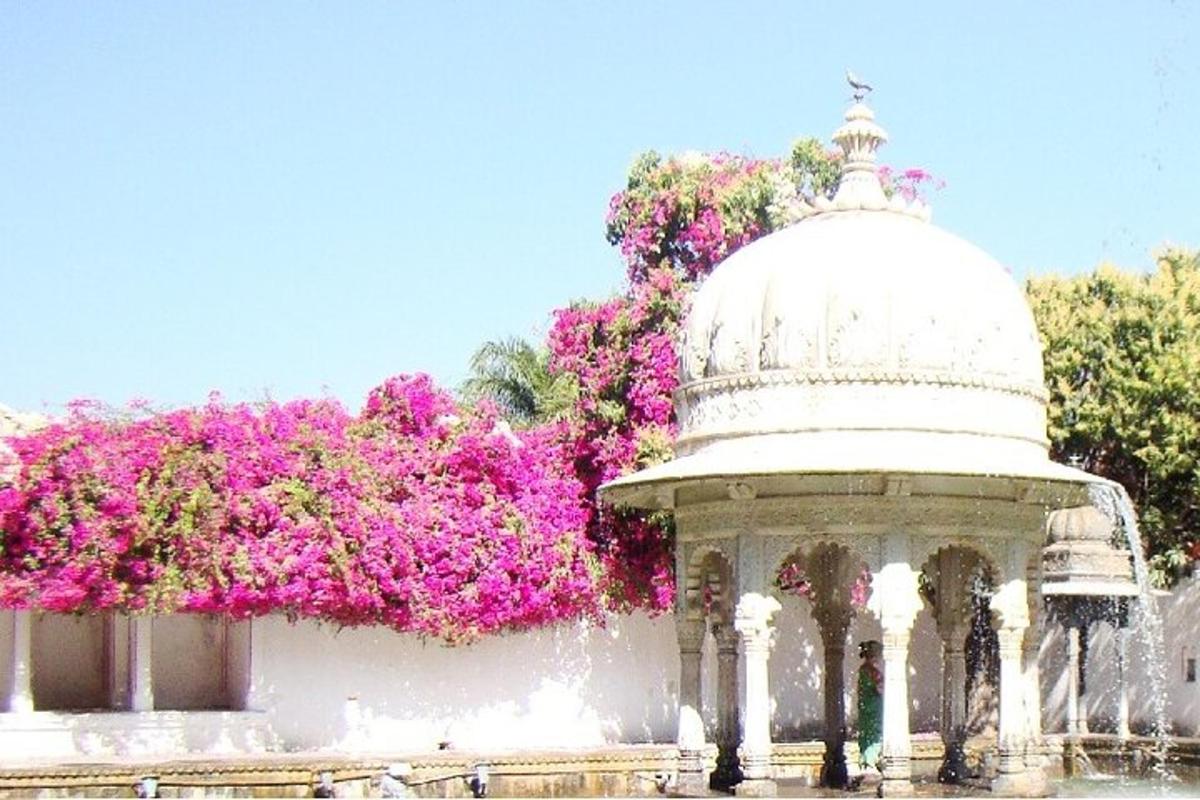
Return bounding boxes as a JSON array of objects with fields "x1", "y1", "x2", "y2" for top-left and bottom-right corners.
[
  {"x1": 1027, "y1": 248, "x2": 1200, "y2": 583},
  {"x1": 460, "y1": 336, "x2": 579, "y2": 427}
]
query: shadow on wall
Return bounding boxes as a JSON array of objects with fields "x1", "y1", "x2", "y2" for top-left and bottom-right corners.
[
  {"x1": 757, "y1": 592, "x2": 943, "y2": 742},
  {"x1": 1040, "y1": 575, "x2": 1200, "y2": 737},
  {"x1": 1163, "y1": 577, "x2": 1200, "y2": 735},
  {"x1": 250, "y1": 592, "x2": 963, "y2": 754},
  {"x1": 252, "y1": 611, "x2": 679, "y2": 751}
]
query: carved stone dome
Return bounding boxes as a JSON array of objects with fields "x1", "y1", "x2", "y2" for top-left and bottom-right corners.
[
  {"x1": 677, "y1": 210, "x2": 1047, "y2": 455},
  {"x1": 1046, "y1": 506, "x2": 1115, "y2": 544},
  {"x1": 602, "y1": 100, "x2": 1093, "y2": 509}
]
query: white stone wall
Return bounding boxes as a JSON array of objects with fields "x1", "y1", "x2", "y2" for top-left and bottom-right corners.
[
  {"x1": 2, "y1": 578, "x2": 1196, "y2": 753},
  {"x1": 1161, "y1": 576, "x2": 1200, "y2": 735},
  {"x1": 249, "y1": 610, "x2": 679, "y2": 751},
  {"x1": 1038, "y1": 574, "x2": 1200, "y2": 737},
  {"x1": 249, "y1": 602, "x2": 945, "y2": 752}
]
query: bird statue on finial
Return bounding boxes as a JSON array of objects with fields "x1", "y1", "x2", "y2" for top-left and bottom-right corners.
[{"x1": 846, "y1": 69, "x2": 872, "y2": 102}]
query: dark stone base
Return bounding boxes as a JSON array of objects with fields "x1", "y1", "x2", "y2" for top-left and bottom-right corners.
[
  {"x1": 937, "y1": 740, "x2": 969, "y2": 784},
  {"x1": 819, "y1": 751, "x2": 849, "y2": 789},
  {"x1": 711, "y1": 745, "x2": 743, "y2": 790}
]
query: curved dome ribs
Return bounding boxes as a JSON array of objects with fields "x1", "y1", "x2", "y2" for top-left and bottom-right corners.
[{"x1": 602, "y1": 97, "x2": 1093, "y2": 508}]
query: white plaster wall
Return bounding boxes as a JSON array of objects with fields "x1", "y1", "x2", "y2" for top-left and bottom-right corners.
[
  {"x1": 2, "y1": 575, "x2": 1194, "y2": 748},
  {"x1": 907, "y1": 606, "x2": 944, "y2": 731},
  {"x1": 1039, "y1": 575, "x2": 1200, "y2": 737},
  {"x1": 153, "y1": 615, "x2": 228, "y2": 710},
  {"x1": 0, "y1": 611, "x2": 13, "y2": 708},
  {"x1": 769, "y1": 593, "x2": 825, "y2": 738},
  {"x1": 1160, "y1": 575, "x2": 1200, "y2": 735},
  {"x1": 1039, "y1": 622, "x2": 1070, "y2": 733},
  {"x1": 252, "y1": 601, "x2": 946, "y2": 752},
  {"x1": 251, "y1": 611, "x2": 680, "y2": 751},
  {"x1": 31, "y1": 612, "x2": 105, "y2": 710},
  {"x1": 226, "y1": 620, "x2": 253, "y2": 711}
]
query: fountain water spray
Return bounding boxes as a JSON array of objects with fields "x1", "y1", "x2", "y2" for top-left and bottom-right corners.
[{"x1": 1087, "y1": 481, "x2": 1175, "y2": 781}]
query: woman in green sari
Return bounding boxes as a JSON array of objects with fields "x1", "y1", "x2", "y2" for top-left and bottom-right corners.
[{"x1": 857, "y1": 640, "x2": 883, "y2": 770}]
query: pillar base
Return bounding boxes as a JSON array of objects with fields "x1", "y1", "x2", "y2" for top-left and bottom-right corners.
[
  {"x1": 991, "y1": 768, "x2": 1050, "y2": 798},
  {"x1": 674, "y1": 772, "x2": 710, "y2": 798},
  {"x1": 937, "y1": 739, "x2": 969, "y2": 784},
  {"x1": 675, "y1": 744, "x2": 713, "y2": 797},
  {"x1": 877, "y1": 778, "x2": 914, "y2": 798},
  {"x1": 819, "y1": 747, "x2": 849, "y2": 789},
  {"x1": 733, "y1": 778, "x2": 777, "y2": 797},
  {"x1": 711, "y1": 746, "x2": 742, "y2": 790},
  {"x1": 7, "y1": 696, "x2": 34, "y2": 715}
]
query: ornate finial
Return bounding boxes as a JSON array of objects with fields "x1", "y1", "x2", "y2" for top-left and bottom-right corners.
[
  {"x1": 845, "y1": 69, "x2": 872, "y2": 102},
  {"x1": 803, "y1": 85, "x2": 932, "y2": 221},
  {"x1": 829, "y1": 99, "x2": 889, "y2": 210}
]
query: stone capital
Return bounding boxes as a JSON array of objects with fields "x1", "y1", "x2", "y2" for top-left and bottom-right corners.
[
  {"x1": 712, "y1": 622, "x2": 740, "y2": 654},
  {"x1": 869, "y1": 560, "x2": 923, "y2": 633},
  {"x1": 881, "y1": 629, "x2": 911, "y2": 662},
  {"x1": 937, "y1": 621, "x2": 971, "y2": 649},
  {"x1": 996, "y1": 626, "x2": 1025, "y2": 659},
  {"x1": 676, "y1": 618, "x2": 707, "y2": 653},
  {"x1": 989, "y1": 579, "x2": 1031, "y2": 631},
  {"x1": 812, "y1": 601, "x2": 854, "y2": 643},
  {"x1": 734, "y1": 592, "x2": 781, "y2": 639}
]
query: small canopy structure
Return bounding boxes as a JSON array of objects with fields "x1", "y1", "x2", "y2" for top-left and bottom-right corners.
[
  {"x1": 600, "y1": 93, "x2": 1109, "y2": 797},
  {"x1": 1042, "y1": 506, "x2": 1140, "y2": 741}
]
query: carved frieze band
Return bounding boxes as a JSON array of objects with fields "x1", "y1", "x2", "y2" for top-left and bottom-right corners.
[
  {"x1": 674, "y1": 376, "x2": 1049, "y2": 448},
  {"x1": 675, "y1": 496, "x2": 1046, "y2": 542},
  {"x1": 678, "y1": 368, "x2": 1049, "y2": 404}
]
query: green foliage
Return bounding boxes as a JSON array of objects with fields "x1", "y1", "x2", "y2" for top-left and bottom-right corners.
[
  {"x1": 1028, "y1": 248, "x2": 1200, "y2": 584},
  {"x1": 789, "y1": 137, "x2": 842, "y2": 199},
  {"x1": 460, "y1": 336, "x2": 579, "y2": 427}
]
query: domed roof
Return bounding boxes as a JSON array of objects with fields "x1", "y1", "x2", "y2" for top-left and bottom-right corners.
[
  {"x1": 677, "y1": 209, "x2": 1047, "y2": 440},
  {"x1": 602, "y1": 98, "x2": 1095, "y2": 508}
]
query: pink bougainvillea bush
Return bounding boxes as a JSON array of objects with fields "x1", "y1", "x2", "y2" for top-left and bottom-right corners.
[
  {"x1": 0, "y1": 376, "x2": 598, "y2": 641},
  {"x1": 0, "y1": 136, "x2": 936, "y2": 638},
  {"x1": 543, "y1": 142, "x2": 938, "y2": 613}
]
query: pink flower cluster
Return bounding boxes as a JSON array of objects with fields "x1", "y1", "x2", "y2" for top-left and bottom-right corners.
[
  {"x1": 1, "y1": 144, "x2": 938, "y2": 635},
  {"x1": 543, "y1": 149, "x2": 937, "y2": 613},
  {"x1": 0, "y1": 376, "x2": 597, "y2": 641},
  {"x1": 544, "y1": 153, "x2": 781, "y2": 612}
]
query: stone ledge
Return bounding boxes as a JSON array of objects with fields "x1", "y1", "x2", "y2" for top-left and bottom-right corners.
[{"x1": 0, "y1": 745, "x2": 682, "y2": 799}]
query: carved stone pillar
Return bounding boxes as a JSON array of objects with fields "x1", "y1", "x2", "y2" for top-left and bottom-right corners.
[
  {"x1": 130, "y1": 615, "x2": 154, "y2": 712},
  {"x1": 734, "y1": 592, "x2": 780, "y2": 797},
  {"x1": 879, "y1": 628, "x2": 914, "y2": 796},
  {"x1": 993, "y1": 625, "x2": 1030, "y2": 793},
  {"x1": 713, "y1": 621, "x2": 742, "y2": 788},
  {"x1": 990, "y1": 538, "x2": 1043, "y2": 797},
  {"x1": 1021, "y1": 567, "x2": 1047, "y2": 788},
  {"x1": 819, "y1": 637, "x2": 850, "y2": 788},
  {"x1": 937, "y1": 626, "x2": 969, "y2": 783},
  {"x1": 677, "y1": 618, "x2": 706, "y2": 718},
  {"x1": 676, "y1": 617, "x2": 709, "y2": 796},
  {"x1": 1066, "y1": 625, "x2": 1081, "y2": 737},
  {"x1": 1076, "y1": 626, "x2": 1091, "y2": 735},
  {"x1": 868, "y1": 537, "x2": 923, "y2": 798},
  {"x1": 6, "y1": 610, "x2": 34, "y2": 714},
  {"x1": 933, "y1": 547, "x2": 971, "y2": 784},
  {"x1": 1116, "y1": 626, "x2": 1130, "y2": 740},
  {"x1": 808, "y1": 545, "x2": 856, "y2": 789}
]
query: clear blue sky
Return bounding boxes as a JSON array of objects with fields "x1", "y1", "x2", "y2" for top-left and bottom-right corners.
[{"x1": 2, "y1": 2, "x2": 1196, "y2": 414}]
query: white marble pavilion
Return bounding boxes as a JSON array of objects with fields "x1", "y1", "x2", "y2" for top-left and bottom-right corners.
[{"x1": 601, "y1": 97, "x2": 1104, "y2": 797}]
